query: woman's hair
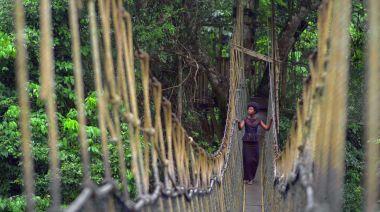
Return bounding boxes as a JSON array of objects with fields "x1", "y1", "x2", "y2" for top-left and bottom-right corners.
[{"x1": 247, "y1": 102, "x2": 259, "y2": 111}]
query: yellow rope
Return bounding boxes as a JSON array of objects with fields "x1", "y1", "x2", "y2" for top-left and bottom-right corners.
[
  {"x1": 39, "y1": 0, "x2": 61, "y2": 209},
  {"x1": 15, "y1": 0, "x2": 35, "y2": 210},
  {"x1": 68, "y1": 0, "x2": 91, "y2": 184},
  {"x1": 365, "y1": 0, "x2": 380, "y2": 211}
]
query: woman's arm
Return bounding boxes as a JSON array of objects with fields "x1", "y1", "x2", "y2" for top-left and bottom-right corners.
[
  {"x1": 236, "y1": 119, "x2": 245, "y2": 130},
  {"x1": 260, "y1": 119, "x2": 273, "y2": 131}
]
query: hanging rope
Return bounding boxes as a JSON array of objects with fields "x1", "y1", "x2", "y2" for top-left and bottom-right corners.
[
  {"x1": 15, "y1": 0, "x2": 35, "y2": 211},
  {"x1": 365, "y1": 0, "x2": 380, "y2": 211}
]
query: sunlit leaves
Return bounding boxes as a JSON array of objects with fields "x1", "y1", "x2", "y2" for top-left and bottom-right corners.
[
  {"x1": 0, "y1": 32, "x2": 15, "y2": 59},
  {"x1": 63, "y1": 118, "x2": 78, "y2": 133},
  {"x1": 4, "y1": 105, "x2": 19, "y2": 120}
]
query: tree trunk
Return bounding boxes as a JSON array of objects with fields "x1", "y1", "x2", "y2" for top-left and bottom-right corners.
[
  {"x1": 200, "y1": 111, "x2": 213, "y2": 144},
  {"x1": 211, "y1": 108, "x2": 222, "y2": 139},
  {"x1": 243, "y1": 1, "x2": 254, "y2": 74},
  {"x1": 256, "y1": 63, "x2": 270, "y2": 97},
  {"x1": 243, "y1": 0, "x2": 260, "y2": 98}
]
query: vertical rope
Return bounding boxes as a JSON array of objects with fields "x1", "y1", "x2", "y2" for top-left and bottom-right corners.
[
  {"x1": 163, "y1": 99, "x2": 176, "y2": 189},
  {"x1": 315, "y1": 3, "x2": 332, "y2": 194},
  {"x1": 99, "y1": 0, "x2": 131, "y2": 200},
  {"x1": 88, "y1": 0, "x2": 112, "y2": 181},
  {"x1": 326, "y1": 1, "x2": 351, "y2": 210},
  {"x1": 68, "y1": 0, "x2": 92, "y2": 185},
  {"x1": 39, "y1": 0, "x2": 61, "y2": 209},
  {"x1": 98, "y1": 0, "x2": 116, "y2": 96},
  {"x1": 365, "y1": 0, "x2": 380, "y2": 211},
  {"x1": 122, "y1": 11, "x2": 146, "y2": 196},
  {"x1": 15, "y1": 0, "x2": 35, "y2": 210},
  {"x1": 88, "y1": 1, "x2": 116, "y2": 210},
  {"x1": 140, "y1": 52, "x2": 154, "y2": 194},
  {"x1": 153, "y1": 79, "x2": 174, "y2": 212},
  {"x1": 271, "y1": 0, "x2": 280, "y2": 136},
  {"x1": 110, "y1": 0, "x2": 133, "y2": 200}
]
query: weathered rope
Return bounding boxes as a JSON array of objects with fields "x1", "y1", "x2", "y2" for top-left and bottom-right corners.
[
  {"x1": 365, "y1": 0, "x2": 380, "y2": 211},
  {"x1": 39, "y1": 0, "x2": 61, "y2": 210},
  {"x1": 15, "y1": 0, "x2": 35, "y2": 211}
]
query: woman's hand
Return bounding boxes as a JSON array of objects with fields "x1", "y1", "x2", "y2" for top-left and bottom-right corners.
[
  {"x1": 236, "y1": 119, "x2": 244, "y2": 130},
  {"x1": 260, "y1": 118, "x2": 273, "y2": 131}
]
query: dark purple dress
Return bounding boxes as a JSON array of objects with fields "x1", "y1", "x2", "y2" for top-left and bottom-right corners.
[{"x1": 242, "y1": 117, "x2": 260, "y2": 181}]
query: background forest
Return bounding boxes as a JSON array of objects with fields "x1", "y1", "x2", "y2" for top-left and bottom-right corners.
[{"x1": 0, "y1": 0, "x2": 366, "y2": 211}]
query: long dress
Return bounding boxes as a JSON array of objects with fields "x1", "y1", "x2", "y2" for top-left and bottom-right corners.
[{"x1": 242, "y1": 116, "x2": 261, "y2": 181}]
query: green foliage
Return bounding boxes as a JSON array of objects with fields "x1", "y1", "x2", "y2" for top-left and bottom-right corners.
[
  {"x1": 278, "y1": 115, "x2": 291, "y2": 150},
  {"x1": 343, "y1": 123, "x2": 364, "y2": 212},
  {"x1": 0, "y1": 84, "x2": 138, "y2": 208},
  {"x1": 347, "y1": 1, "x2": 366, "y2": 122},
  {"x1": 0, "y1": 195, "x2": 50, "y2": 212},
  {"x1": 342, "y1": 4, "x2": 366, "y2": 209},
  {"x1": 0, "y1": 32, "x2": 16, "y2": 59}
]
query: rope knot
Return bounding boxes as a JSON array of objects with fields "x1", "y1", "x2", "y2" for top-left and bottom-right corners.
[
  {"x1": 143, "y1": 127, "x2": 155, "y2": 136},
  {"x1": 109, "y1": 94, "x2": 121, "y2": 105},
  {"x1": 124, "y1": 112, "x2": 141, "y2": 127},
  {"x1": 164, "y1": 159, "x2": 169, "y2": 167},
  {"x1": 110, "y1": 136, "x2": 119, "y2": 143}
]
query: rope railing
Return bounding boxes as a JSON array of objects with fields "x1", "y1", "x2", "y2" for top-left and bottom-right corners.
[
  {"x1": 262, "y1": 0, "x2": 379, "y2": 211},
  {"x1": 15, "y1": 0, "x2": 246, "y2": 211},
  {"x1": 262, "y1": 1, "x2": 351, "y2": 211}
]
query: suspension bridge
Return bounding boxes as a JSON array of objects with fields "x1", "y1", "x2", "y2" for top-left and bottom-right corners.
[{"x1": 14, "y1": 0, "x2": 379, "y2": 211}]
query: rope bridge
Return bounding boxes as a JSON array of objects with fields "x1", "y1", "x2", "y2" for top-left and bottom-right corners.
[{"x1": 13, "y1": 0, "x2": 379, "y2": 211}]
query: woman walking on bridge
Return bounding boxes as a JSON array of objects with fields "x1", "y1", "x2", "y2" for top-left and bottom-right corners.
[{"x1": 237, "y1": 102, "x2": 272, "y2": 185}]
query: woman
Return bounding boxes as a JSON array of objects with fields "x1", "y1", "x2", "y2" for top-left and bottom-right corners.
[{"x1": 237, "y1": 102, "x2": 272, "y2": 185}]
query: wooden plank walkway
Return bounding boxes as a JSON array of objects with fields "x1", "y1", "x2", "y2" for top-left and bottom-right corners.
[{"x1": 243, "y1": 163, "x2": 263, "y2": 212}]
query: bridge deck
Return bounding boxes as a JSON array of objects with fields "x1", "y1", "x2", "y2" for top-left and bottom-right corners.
[{"x1": 244, "y1": 161, "x2": 263, "y2": 212}]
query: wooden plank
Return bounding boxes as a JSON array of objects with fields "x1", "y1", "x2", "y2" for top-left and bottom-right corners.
[
  {"x1": 245, "y1": 206, "x2": 262, "y2": 212},
  {"x1": 232, "y1": 44, "x2": 279, "y2": 63},
  {"x1": 244, "y1": 163, "x2": 263, "y2": 212}
]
